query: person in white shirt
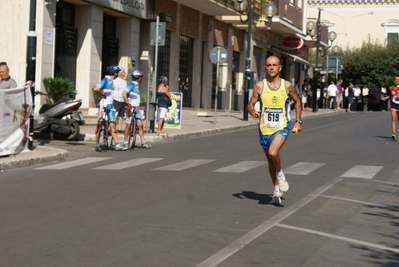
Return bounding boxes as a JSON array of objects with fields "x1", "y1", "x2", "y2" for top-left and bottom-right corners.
[
  {"x1": 327, "y1": 80, "x2": 338, "y2": 110},
  {"x1": 113, "y1": 68, "x2": 127, "y2": 133}
]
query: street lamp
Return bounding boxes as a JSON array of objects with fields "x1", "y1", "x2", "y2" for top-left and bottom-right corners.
[
  {"x1": 234, "y1": 0, "x2": 277, "y2": 120},
  {"x1": 307, "y1": 8, "x2": 337, "y2": 112}
]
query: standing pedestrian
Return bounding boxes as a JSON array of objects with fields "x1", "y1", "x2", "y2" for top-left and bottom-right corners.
[
  {"x1": 327, "y1": 80, "x2": 338, "y2": 110},
  {"x1": 346, "y1": 82, "x2": 355, "y2": 112},
  {"x1": 113, "y1": 68, "x2": 127, "y2": 133},
  {"x1": 381, "y1": 75, "x2": 399, "y2": 140},
  {"x1": 156, "y1": 76, "x2": 171, "y2": 137},
  {"x1": 0, "y1": 62, "x2": 17, "y2": 89},
  {"x1": 247, "y1": 56, "x2": 302, "y2": 205},
  {"x1": 336, "y1": 79, "x2": 343, "y2": 109}
]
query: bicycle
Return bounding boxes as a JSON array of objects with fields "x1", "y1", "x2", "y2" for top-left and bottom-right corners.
[
  {"x1": 95, "y1": 99, "x2": 115, "y2": 152},
  {"x1": 126, "y1": 107, "x2": 139, "y2": 150}
]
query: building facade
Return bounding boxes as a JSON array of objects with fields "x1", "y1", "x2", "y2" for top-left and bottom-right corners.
[
  {"x1": 307, "y1": 0, "x2": 399, "y2": 51},
  {"x1": 1, "y1": 0, "x2": 326, "y2": 116}
]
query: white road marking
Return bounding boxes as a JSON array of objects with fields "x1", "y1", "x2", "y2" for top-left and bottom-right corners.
[
  {"x1": 213, "y1": 161, "x2": 265, "y2": 173},
  {"x1": 94, "y1": 158, "x2": 164, "y2": 170},
  {"x1": 284, "y1": 162, "x2": 326, "y2": 175},
  {"x1": 35, "y1": 157, "x2": 111, "y2": 170},
  {"x1": 152, "y1": 159, "x2": 216, "y2": 171},
  {"x1": 276, "y1": 223, "x2": 399, "y2": 254},
  {"x1": 340, "y1": 165, "x2": 383, "y2": 179},
  {"x1": 195, "y1": 177, "x2": 344, "y2": 267},
  {"x1": 388, "y1": 165, "x2": 399, "y2": 184},
  {"x1": 315, "y1": 194, "x2": 386, "y2": 208}
]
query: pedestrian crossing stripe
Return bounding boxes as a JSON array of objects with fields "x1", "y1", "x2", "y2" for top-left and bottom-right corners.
[
  {"x1": 284, "y1": 162, "x2": 326, "y2": 175},
  {"x1": 152, "y1": 159, "x2": 216, "y2": 171},
  {"x1": 35, "y1": 157, "x2": 111, "y2": 170},
  {"x1": 340, "y1": 165, "x2": 383, "y2": 179},
  {"x1": 94, "y1": 158, "x2": 164, "y2": 170},
  {"x1": 33, "y1": 158, "x2": 384, "y2": 179},
  {"x1": 213, "y1": 161, "x2": 265, "y2": 173}
]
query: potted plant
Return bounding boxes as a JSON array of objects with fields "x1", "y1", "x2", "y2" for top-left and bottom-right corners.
[
  {"x1": 139, "y1": 95, "x2": 146, "y2": 119},
  {"x1": 140, "y1": 94, "x2": 146, "y2": 108},
  {"x1": 42, "y1": 77, "x2": 76, "y2": 104}
]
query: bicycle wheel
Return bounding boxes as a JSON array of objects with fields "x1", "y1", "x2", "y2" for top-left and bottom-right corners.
[
  {"x1": 103, "y1": 119, "x2": 110, "y2": 151},
  {"x1": 96, "y1": 121, "x2": 104, "y2": 152},
  {"x1": 128, "y1": 119, "x2": 137, "y2": 150},
  {"x1": 108, "y1": 124, "x2": 115, "y2": 150}
]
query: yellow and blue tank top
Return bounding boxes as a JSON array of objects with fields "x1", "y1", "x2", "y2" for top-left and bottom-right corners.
[{"x1": 259, "y1": 78, "x2": 291, "y2": 135}]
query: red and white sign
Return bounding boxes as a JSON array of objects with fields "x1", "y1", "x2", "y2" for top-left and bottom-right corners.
[{"x1": 282, "y1": 36, "x2": 304, "y2": 50}]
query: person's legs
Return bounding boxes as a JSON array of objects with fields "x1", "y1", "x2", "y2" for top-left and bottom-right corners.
[
  {"x1": 117, "y1": 116, "x2": 123, "y2": 132},
  {"x1": 391, "y1": 108, "x2": 397, "y2": 139},
  {"x1": 263, "y1": 134, "x2": 288, "y2": 204},
  {"x1": 264, "y1": 135, "x2": 286, "y2": 184},
  {"x1": 157, "y1": 107, "x2": 167, "y2": 135},
  {"x1": 123, "y1": 122, "x2": 130, "y2": 142}
]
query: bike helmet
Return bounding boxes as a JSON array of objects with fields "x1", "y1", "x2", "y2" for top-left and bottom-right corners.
[
  {"x1": 132, "y1": 70, "x2": 144, "y2": 80},
  {"x1": 106, "y1": 65, "x2": 121, "y2": 75}
]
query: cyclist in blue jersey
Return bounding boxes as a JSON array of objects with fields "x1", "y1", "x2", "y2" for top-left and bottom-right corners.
[
  {"x1": 122, "y1": 70, "x2": 151, "y2": 149},
  {"x1": 93, "y1": 65, "x2": 127, "y2": 151}
]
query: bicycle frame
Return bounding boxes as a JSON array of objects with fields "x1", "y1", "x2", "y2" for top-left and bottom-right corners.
[
  {"x1": 126, "y1": 107, "x2": 139, "y2": 150},
  {"x1": 96, "y1": 99, "x2": 114, "y2": 152}
]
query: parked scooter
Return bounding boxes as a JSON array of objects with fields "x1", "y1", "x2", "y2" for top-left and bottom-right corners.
[{"x1": 34, "y1": 91, "x2": 85, "y2": 140}]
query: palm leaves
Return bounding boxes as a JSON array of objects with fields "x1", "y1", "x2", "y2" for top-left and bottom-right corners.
[{"x1": 42, "y1": 77, "x2": 76, "y2": 103}]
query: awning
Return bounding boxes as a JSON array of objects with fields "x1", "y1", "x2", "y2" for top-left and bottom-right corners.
[
  {"x1": 281, "y1": 51, "x2": 312, "y2": 67},
  {"x1": 269, "y1": 46, "x2": 312, "y2": 67}
]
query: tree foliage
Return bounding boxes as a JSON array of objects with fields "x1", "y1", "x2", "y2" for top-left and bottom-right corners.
[{"x1": 341, "y1": 38, "x2": 399, "y2": 89}]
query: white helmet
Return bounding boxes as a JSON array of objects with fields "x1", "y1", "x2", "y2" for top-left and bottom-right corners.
[{"x1": 132, "y1": 70, "x2": 143, "y2": 80}]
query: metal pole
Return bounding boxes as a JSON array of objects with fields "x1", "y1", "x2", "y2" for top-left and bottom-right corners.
[
  {"x1": 153, "y1": 14, "x2": 160, "y2": 103},
  {"x1": 213, "y1": 47, "x2": 221, "y2": 124},
  {"x1": 313, "y1": 8, "x2": 322, "y2": 112},
  {"x1": 243, "y1": 0, "x2": 252, "y2": 121},
  {"x1": 148, "y1": 15, "x2": 160, "y2": 133},
  {"x1": 145, "y1": 70, "x2": 152, "y2": 133},
  {"x1": 325, "y1": 53, "x2": 329, "y2": 109},
  {"x1": 27, "y1": 0, "x2": 37, "y2": 150}
]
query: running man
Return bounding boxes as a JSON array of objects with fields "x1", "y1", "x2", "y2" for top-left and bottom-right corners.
[
  {"x1": 247, "y1": 56, "x2": 302, "y2": 205},
  {"x1": 382, "y1": 75, "x2": 399, "y2": 140}
]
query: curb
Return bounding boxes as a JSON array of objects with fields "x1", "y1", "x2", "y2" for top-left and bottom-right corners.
[{"x1": 0, "y1": 146, "x2": 68, "y2": 170}]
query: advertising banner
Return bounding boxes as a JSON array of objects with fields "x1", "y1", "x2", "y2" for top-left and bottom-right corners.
[
  {"x1": 0, "y1": 87, "x2": 32, "y2": 156},
  {"x1": 164, "y1": 92, "x2": 182, "y2": 129}
]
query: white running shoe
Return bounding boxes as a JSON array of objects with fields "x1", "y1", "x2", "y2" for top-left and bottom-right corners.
[
  {"x1": 123, "y1": 142, "x2": 129, "y2": 150},
  {"x1": 270, "y1": 191, "x2": 283, "y2": 205},
  {"x1": 277, "y1": 171, "x2": 289, "y2": 192},
  {"x1": 115, "y1": 144, "x2": 127, "y2": 151}
]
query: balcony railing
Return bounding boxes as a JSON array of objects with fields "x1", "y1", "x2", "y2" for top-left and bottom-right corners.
[{"x1": 252, "y1": 0, "x2": 303, "y2": 29}]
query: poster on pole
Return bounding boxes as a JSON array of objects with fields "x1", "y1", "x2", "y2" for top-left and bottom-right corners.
[
  {"x1": 0, "y1": 87, "x2": 32, "y2": 156},
  {"x1": 164, "y1": 92, "x2": 182, "y2": 129}
]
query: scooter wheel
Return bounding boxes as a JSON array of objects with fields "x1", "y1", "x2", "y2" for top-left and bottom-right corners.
[{"x1": 53, "y1": 121, "x2": 80, "y2": 141}]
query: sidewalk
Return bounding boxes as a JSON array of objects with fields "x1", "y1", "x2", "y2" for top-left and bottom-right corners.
[{"x1": 0, "y1": 108, "x2": 341, "y2": 170}]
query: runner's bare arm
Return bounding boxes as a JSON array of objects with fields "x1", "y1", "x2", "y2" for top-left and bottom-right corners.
[
  {"x1": 247, "y1": 81, "x2": 263, "y2": 119},
  {"x1": 287, "y1": 81, "x2": 302, "y2": 131}
]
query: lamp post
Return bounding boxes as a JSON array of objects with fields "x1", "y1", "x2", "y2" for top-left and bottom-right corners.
[
  {"x1": 307, "y1": 8, "x2": 337, "y2": 112},
  {"x1": 234, "y1": 0, "x2": 277, "y2": 120}
]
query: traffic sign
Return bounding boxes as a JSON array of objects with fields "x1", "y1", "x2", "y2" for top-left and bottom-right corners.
[{"x1": 209, "y1": 46, "x2": 228, "y2": 65}]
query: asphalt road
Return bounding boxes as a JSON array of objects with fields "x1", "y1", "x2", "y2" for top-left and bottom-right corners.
[{"x1": 0, "y1": 112, "x2": 398, "y2": 267}]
